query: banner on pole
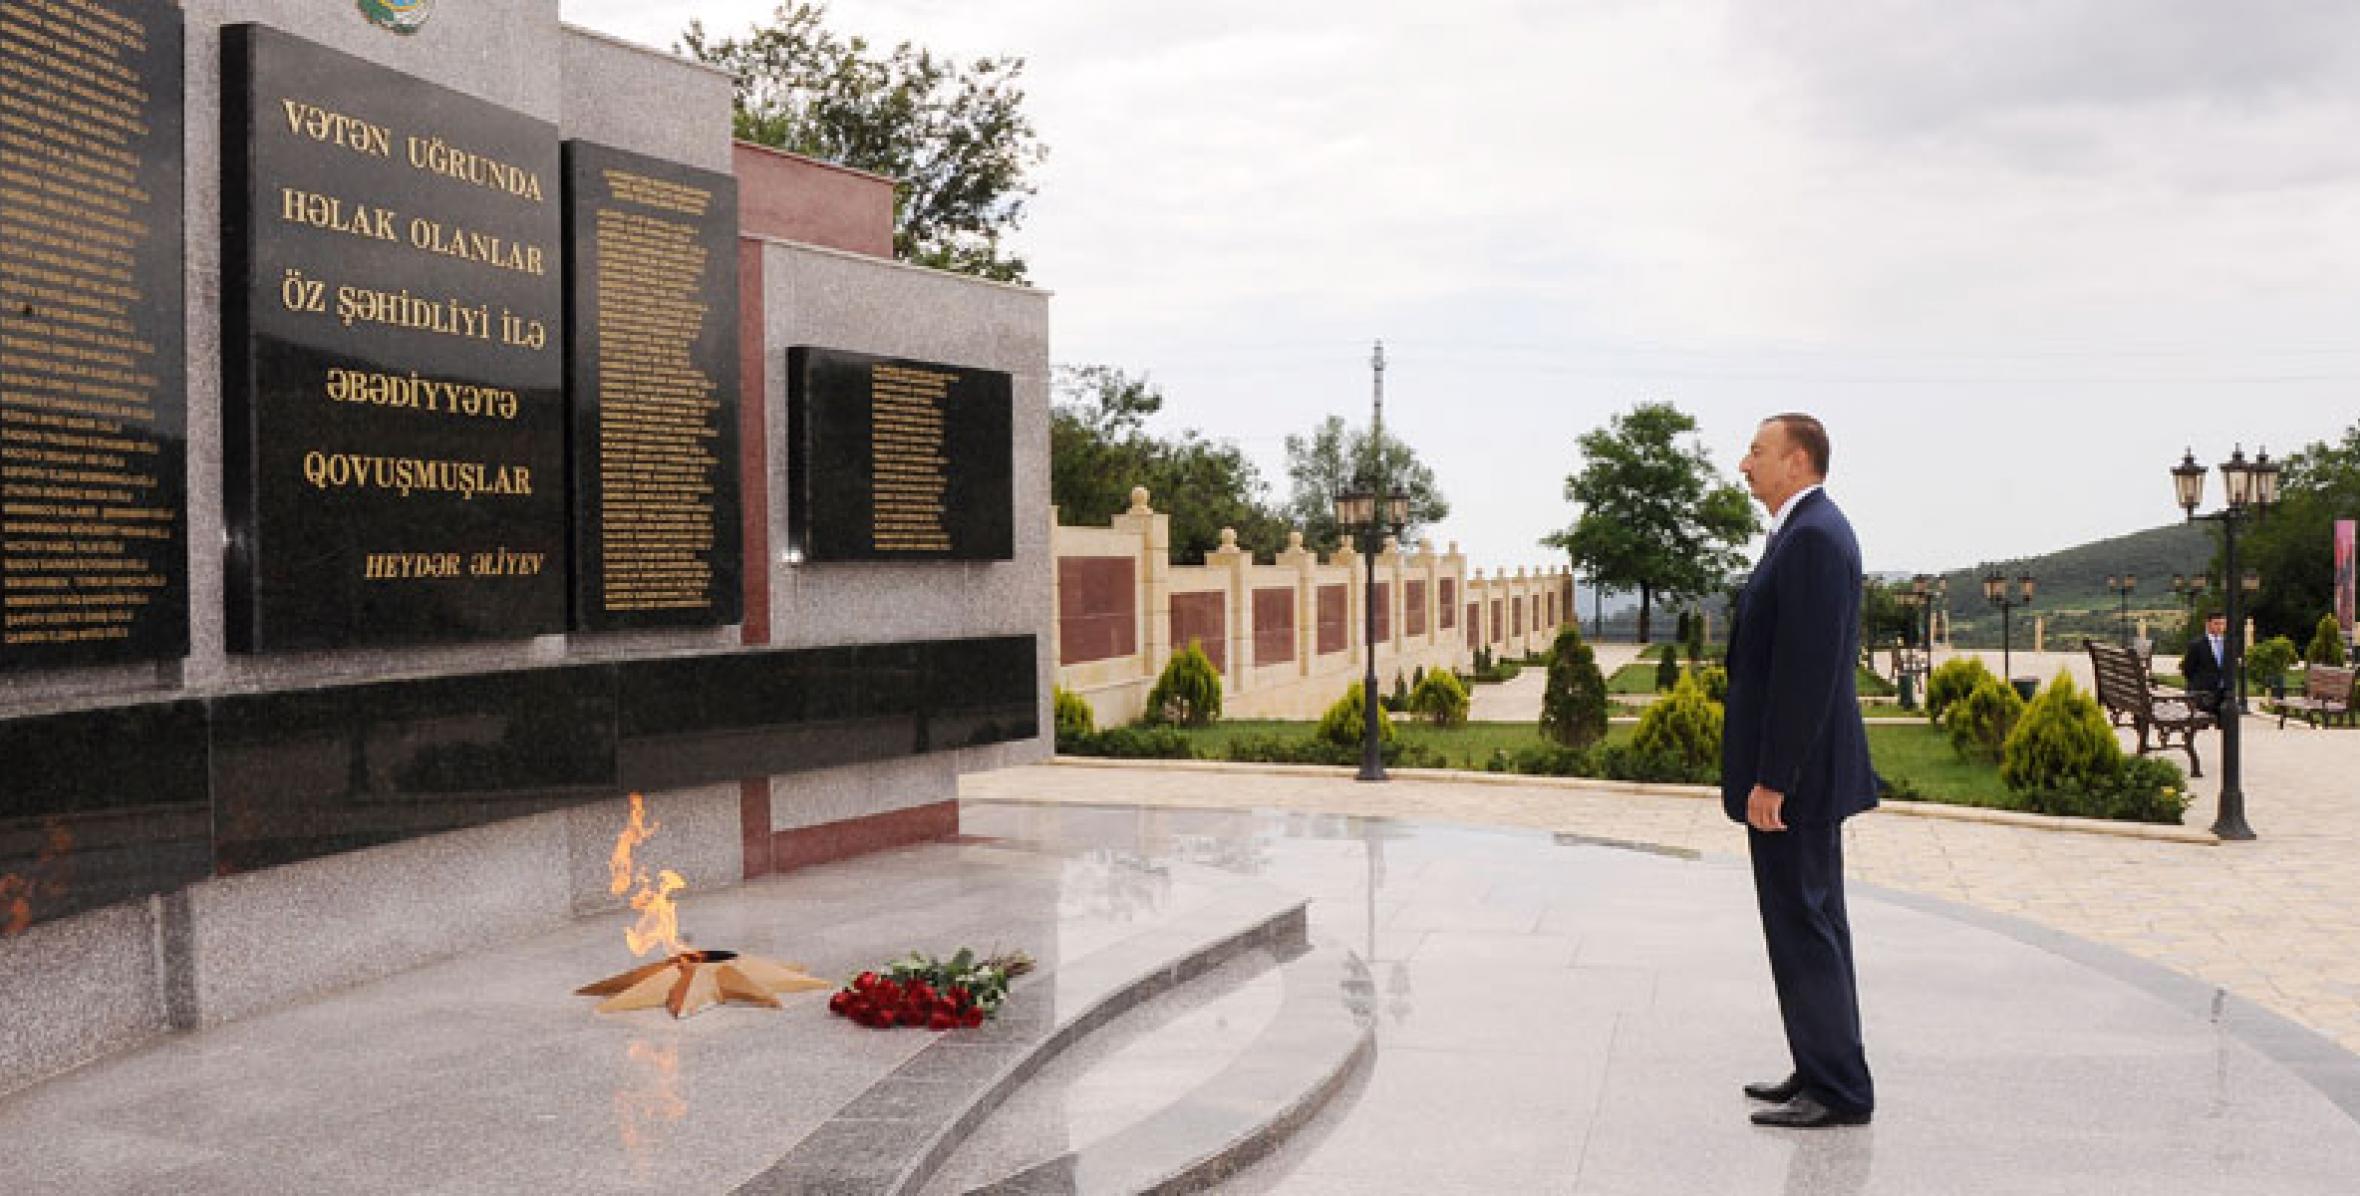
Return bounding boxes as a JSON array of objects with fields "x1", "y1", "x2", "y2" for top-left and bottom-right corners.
[{"x1": 2337, "y1": 519, "x2": 2355, "y2": 640}]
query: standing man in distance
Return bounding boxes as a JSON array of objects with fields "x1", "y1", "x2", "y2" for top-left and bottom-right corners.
[
  {"x1": 1724, "y1": 413, "x2": 1878, "y2": 1129},
  {"x1": 2178, "y1": 610, "x2": 2232, "y2": 716}
]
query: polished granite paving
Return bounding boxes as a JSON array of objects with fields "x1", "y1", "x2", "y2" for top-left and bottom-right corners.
[
  {"x1": 4, "y1": 797, "x2": 2358, "y2": 1194},
  {"x1": 961, "y1": 800, "x2": 2360, "y2": 1195}
]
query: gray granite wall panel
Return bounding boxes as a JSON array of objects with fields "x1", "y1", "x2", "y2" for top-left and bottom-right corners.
[
  {"x1": 758, "y1": 242, "x2": 1055, "y2": 757},
  {"x1": 559, "y1": 25, "x2": 734, "y2": 173},
  {"x1": 0, "y1": 902, "x2": 166, "y2": 1097}
]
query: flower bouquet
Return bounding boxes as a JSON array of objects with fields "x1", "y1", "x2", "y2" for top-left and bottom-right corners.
[{"x1": 827, "y1": 947, "x2": 1034, "y2": 1030}]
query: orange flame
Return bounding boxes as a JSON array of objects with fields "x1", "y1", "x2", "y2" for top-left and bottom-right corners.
[
  {"x1": 626, "y1": 870, "x2": 687, "y2": 957},
  {"x1": 609, "y1": 794, "x2": 687, "y2": 958},
  {"x1": 608, "y1": 793, "x2": 660, "y2": 898}
]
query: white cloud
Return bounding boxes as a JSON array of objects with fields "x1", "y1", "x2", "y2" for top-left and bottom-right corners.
[{"x1": 567, "y1": 0, "x2": 2360, "y2": 575}]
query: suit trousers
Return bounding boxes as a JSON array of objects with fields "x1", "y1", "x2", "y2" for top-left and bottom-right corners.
[{"x1": 1749, "y1": 822, "x2": 1875, "y2": 1115}]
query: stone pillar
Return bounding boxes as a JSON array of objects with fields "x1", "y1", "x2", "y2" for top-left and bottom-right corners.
[
  {"x1": 2033, "y1": 615, "x2": 2045, "y2": 654},
  {"x1": 1279, "y1": 530, "x2": 1316, "y2": 678},
  {"x1": 1112, "y1": 486, "x2": 1170, "y2": 674},
  {"x1": 1048, "y1": 503, "x2": 1066, "y2": 671},
  {"x1": 1333, "y1": 535, "x2": 1361, "y2": 652},
  {"x1": 1212, "y1": 527, "x2": 1250, "y2": 694}
]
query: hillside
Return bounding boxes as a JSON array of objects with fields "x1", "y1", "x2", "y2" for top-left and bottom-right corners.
[{"x1": 1929, "y1": 522, "x2": 2218, "y2": 648}]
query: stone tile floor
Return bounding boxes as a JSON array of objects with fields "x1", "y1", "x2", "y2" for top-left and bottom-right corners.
[
  {"x1": 961, "y1": 800, "x2": 2360, "y2": 1194},
  {"x1": 972, "y1": 703, "x2": 2360, "y2": 1059}
]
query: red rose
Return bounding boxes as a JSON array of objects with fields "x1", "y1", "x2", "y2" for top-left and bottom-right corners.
[
  {"x1": 947, "y1": 986, "x2": 972, "y2": 1007},
  {"x1": 960, "y1": 1008, "x2": 984, "y2": 1028},
  {"x1": 928, "y1": 1012, "x2": 955, "y2": 1031},
  {"x1": 828, "y1": 992, "x2": 851, "y2": 1015},
  {"x1": 854, "y1": 972, "x2": 879, "y2": 991}
]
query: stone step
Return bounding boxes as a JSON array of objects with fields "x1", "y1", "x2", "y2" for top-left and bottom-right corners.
[
  {"x1": 734, "y1": 879, "x2": 1310, "y2": 1195},
  {"x1": 934, "y1": 946, "x2": 1373, "y2": 1196}
]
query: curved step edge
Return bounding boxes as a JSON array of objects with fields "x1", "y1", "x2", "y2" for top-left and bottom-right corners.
[
  {"x1": 732, "y1": 887, "x2": 1310, "y2": 1196},
  {"x1": 967, "y1": 947, "x2": 1377, "y2": 1196}
]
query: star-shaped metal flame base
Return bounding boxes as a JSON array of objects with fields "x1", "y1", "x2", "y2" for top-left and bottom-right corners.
[{"x1": 577, "y1": 951, "x2": 831, "y2": 1018}]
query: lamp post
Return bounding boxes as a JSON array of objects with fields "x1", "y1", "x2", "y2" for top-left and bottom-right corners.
[
  {"x1": 1892, "y1": 583, "x2": 1924, "y2": 710},
  {"x1": 1335, "y1": 488, "x2": 1409, "y2": 782},
  {"x1": 2171, "y1": 445, "x2": 2282, "y2": 841},
  {"x1": 2105, "y1": 574, "x2": 2137, "y2": 646},
  {"x1": 1982, "y1": 567, "x2": 2036, "y2": 684},
  {"x1": 2170, "y1": 573, "x2": 2210, "y2": 615}
]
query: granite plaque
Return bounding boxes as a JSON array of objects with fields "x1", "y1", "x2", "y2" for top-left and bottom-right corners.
[
  {"x1": 221, "y1": 25, "x2": 565, "y2": 650},
  {"x1": 0, "y1": 0, "x2": 188, "y2": 669},
  {"x1": 786, "y1": 346, "x2": 1013, "y2": 562},
  {"x1": 562, "y1": 140, "x2": 741, "y2": 629}
]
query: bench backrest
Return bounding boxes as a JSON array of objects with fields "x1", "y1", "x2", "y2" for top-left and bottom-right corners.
[
  {"x1": 2085, "y1": 640, "x2": 2151, "y2": 713},
  {"x1": 2306, "y1": 665, "x2": 2357, "y2": 702}
]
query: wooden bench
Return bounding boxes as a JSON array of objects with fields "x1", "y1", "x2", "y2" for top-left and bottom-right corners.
[
  {"x1": 2086, "y1": 640, "x2": 2213, "y2": 777},
  {"x1": 2273, "y1": 665, "x2": 2357, "y2": 729}
]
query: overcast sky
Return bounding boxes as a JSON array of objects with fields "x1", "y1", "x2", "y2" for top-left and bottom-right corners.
[{"x1": 564, "y1": 0, "x2": 2360, "y2": 576}]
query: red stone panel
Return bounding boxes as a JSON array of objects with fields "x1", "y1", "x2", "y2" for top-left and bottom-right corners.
[
  {"x1": 1317, "y1": 584, "x2": 1348, "y2": 655},
  {"x1": 1058, "y1": 556, "x2": 1137, "y2": 665},
  {"x1": 1170, "y1": 591, "x2": 1226, "y2": 674},
  {"x1": 1406, "y1": 581, "x2": 1426, "y2": 637},
  {"x1": 1440, "y1": 579, "x2": 1456, "y2": 628},
  {"x1": 1253, "y1": 587, "x2": 1295, "y2": 666},
  {"x1": 733, "y1": 141, "x2": 894, "y2": 257}
]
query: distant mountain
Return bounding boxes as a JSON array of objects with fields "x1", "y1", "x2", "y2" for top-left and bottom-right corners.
[{"x1": 1926, "y1": 522, "x2": 2219, "y2": 648}]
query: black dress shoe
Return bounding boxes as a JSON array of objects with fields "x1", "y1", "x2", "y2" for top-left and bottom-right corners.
[
  {"x1": 1750, "y1": 1094, "x2": 1871, "y2": 1129},
  {"x1": 1744, "y1": 1073, "x2": 1804, "y2": 1103}
]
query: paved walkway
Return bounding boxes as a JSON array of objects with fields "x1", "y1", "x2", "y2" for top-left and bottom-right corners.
[{"x1": 965, "y1": 711, "x2": 2360, "y2": 1058}]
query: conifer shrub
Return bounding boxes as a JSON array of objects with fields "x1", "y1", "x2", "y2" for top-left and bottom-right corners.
[
  {"x1": 2307, "y1": 614, "x2": 2348, "y2": 667},
  {"x1": 1539, "y1": 626, "x2": 1610, "y2": 749},
  {"x1": 1052, "y1": 686, "x2": 1095, "y2": 742},
  {"x1": 1387, "y1": 669, "x2": 1412, "y2": 712},
  {"x1": 1144, "y1": 641, "x2": 1223, "y2": 727},
  {"x1": 1945, "y1": 676, "x2": 2024, "y2": 763},
  {"x1": 1654, "y1": 643, "x2": 1682, "y2": 691},
  {"x1": 1684, "y1": 612, "x2": 1707, "y2": 663},
  {"x1": 1926, "y1": 657, "x2": 1997, "y2": 723},
  {"x1": 1697, "y1": 664, "x2": 1730, "y2": 703},
  {"x1": 2246, "y1": 635, "x2": 2299, "y2": 693},
  {"x1": 1999, "y1": 673, "x2": 2121, "y2": 795},
  {"x1": 2012, "y1": 754, "x2": 2189, "y2": 824},
  {"x1": 1410, "y1": 669, "x2": 1471, "y2": 727},
  {"x1": 1058, "y1": 725, "x2": 1195, "y2": 759},
  {"x1": 1631, "y1": 672, "x2": 1722, "y2": 776},
  {"x1": 1318, "y1": 683, "x2": 1395, "y2": 749}
]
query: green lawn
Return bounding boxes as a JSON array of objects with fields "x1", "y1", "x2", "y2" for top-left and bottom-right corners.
[{"x1": 1169, "y1": 714, "x2": 2013, "y2": 807}]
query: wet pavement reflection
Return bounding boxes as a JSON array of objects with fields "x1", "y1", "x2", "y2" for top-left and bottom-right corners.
[{"x1": 963, "y1": 799, "x2": 2360, "y2": 1195}]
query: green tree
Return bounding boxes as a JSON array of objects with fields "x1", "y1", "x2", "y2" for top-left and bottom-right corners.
[
  {"x1": 1050, "y1": 365, "x2": 1288, "y2": 561},
  {"x1": 2216, "y1": 421, "x2": 2360, "y2": 640},
  {"x1": 2307, "y1": 613, "x2": 2347, "y2": 666},
  {"x1": 682, "y1": 3, "x2": 1045, "y2": 281},
  {"x1": 1546, "y1": 403, "x2": 1758, "y2": 642},
  {"x1": 1282, "y1": 415, "x2": 1449, "y2": 552},
  {"x1": 1539, "y1": 626, "x2": 1610, "y2": 748}
]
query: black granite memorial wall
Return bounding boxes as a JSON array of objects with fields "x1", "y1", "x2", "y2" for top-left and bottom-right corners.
[
  {"x1": 787, "y1": 347, "x2": 1014, "y2": 562},
  {"x1": 221, "y1": 24, "x2": 566, "y2": 650},
  {"x1": 0, "y1": 0, "x2": 189, "y2": 669},
  {"x1": 562, "y1": 140, "x2": 741, "y2": 629},
  {"x1": 0, "y1": 634, "x2": 1037, "y2": 923}
]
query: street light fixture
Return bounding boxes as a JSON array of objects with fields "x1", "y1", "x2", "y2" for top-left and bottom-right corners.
[
  {"x1": 1334, "y1": 487, "x2": 1409, "y2": 782},
  {"x1": 2105, "y1": 573, "x2": 2137, "y2": 646},
  {"x1": 1983, "y1": 567, "x2": 2035, "y2": 684},
  {"x1": 2170, "y1": 444, "x2": 2283, "y2": 841}
]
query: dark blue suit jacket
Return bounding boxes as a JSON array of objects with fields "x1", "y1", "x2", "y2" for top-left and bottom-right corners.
[{"x1": 1721, "y1": 489, "x2": 1879, "y2": 826}]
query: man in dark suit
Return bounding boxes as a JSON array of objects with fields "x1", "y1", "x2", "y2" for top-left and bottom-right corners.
[
  {"x1": 1723, "y1": 413, "x2": 1877, "y2": 1129},
  {"x1": 2178, "y1": 611, "x2": 2232, "y2": 714}
]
